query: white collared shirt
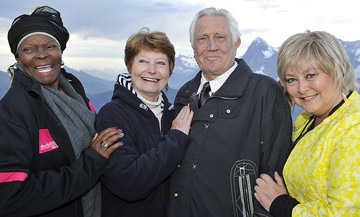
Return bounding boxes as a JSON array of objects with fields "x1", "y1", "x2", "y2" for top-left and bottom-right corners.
[{"x1": 196, "y1": 61, "x2": 238, "y2": 96}]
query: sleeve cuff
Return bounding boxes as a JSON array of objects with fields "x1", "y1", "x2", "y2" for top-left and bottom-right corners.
[{"x1": 269, "y1": 194, "x2": 299, "y2": 217}]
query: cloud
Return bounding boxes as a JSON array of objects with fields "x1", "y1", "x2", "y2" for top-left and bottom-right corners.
[
  {"x1": 0, "y1": 0, "x2": 201, "y2": 70},
  {"x1": 0, "y1": 0, "x2": 359, "y2": 72},
  {"x1": 62, "y1": 0, "x2": 199, "y2": 42},
  {"x1": 0, "y1": 0, "x2": 199, "y2": 40}
]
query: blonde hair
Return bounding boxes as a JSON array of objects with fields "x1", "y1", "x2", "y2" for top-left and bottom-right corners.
[{"x1": 277, "y1": 30, "x2": 357, "y2": 92}]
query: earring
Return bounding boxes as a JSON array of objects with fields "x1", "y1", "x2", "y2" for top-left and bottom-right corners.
[{"x1": 165, "y1": 83, "x2": 169, "y2": 92}]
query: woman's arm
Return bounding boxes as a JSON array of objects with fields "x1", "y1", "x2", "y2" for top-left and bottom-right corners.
[
  {"x1": 96, "y1": 103, "x2": 192, "y2": 201},
  {"x1": 255, "y1": 172, "x2": 298, "y2": 217},
  {"x1": 255, "y1": 123, "x2": 360, "y2": 216},
  {"x1": 0, "y1": 119, "x2": 109, "y2": 216}
]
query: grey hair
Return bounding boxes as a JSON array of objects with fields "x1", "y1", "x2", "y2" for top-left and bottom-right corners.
[
  {"x1": 278, "y1": 30, "x2": 357, "y2": 92},
  {"x1": 189, "y1": 7, "x2": 241, "y2": 48}
]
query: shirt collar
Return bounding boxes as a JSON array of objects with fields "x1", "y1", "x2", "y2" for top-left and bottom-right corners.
[{"x1": 197, "y1": 61, "x2": 238, "y2": 95}]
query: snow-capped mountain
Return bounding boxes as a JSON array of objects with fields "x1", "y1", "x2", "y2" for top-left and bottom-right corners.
[
  {"x1": 242, "y1": 37, "x2": 360, "y2": 84},
  {"x1": 242, "y1": 38, "x2": 278, "y2": 79},
  {"x1": 340, "y1": 39, "x2": 360, "y2": 80},
  {"x1": 168, "y1": 54, "x2": 199, "y2": 89}
]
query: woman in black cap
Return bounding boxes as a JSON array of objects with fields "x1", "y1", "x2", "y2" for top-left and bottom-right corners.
[{"x1": 0, "y1": 5, "x2": 123, "y2": 217}]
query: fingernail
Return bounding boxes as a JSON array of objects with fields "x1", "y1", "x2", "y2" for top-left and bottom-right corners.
[
  {"x1": 120, "y1": 132, "x2": 124, "y2": 137},
  {"x1": 112, "y1": 127, "x2": 117, "y2": 129},
  {"x1": 117, "y1": 129, "x2": 122, "y2": 132},
  {"x1": 120, "y1": 141, "x2": 124, "y2": 145}
]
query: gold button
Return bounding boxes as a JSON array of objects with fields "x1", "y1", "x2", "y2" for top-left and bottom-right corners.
[
  {"x1": 174, "y1": 192, "x2": 179, "y2": 198},
  {"x1": 177, "y1": 164, "x2": 181, "y2": 168}
]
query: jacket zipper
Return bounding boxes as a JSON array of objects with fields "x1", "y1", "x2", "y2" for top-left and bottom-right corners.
[
  {"x1": 201, "y1": 95, "x2": 238, "y2": 106},
  {"x1": 240, "y1": 167, "x2": 253, "y2": 217}
]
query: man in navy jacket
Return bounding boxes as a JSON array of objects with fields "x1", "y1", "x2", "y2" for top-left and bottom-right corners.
[{"x1": 168, "y1": 7, "x2": 293, "y2": 217}]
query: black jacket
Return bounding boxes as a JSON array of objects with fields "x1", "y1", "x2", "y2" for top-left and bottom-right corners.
[
  {"x1": 95, "y1": 83, "x2": 190, "y2": 217},
  {"x1": 0, "y1": 69, "x2": 107, "y2": 217},
  {"x1": 168, "y1": 59, "x2": 293, "y2": 217}
]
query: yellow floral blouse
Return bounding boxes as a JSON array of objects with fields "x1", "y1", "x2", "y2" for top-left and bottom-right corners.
[{"x1": 283, "y1": 90, "x2": 360, "y2": 216}]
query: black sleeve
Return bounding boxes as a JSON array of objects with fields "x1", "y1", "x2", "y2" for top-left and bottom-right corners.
[
  {"x1": 0, "y1": 119, "x2": 107, "y2": 217},
  {"x1": 269, "y1": 194, "x2": 299, "y2": 217},
  {"x1": 96, "y1": 102, "x2": 191, "y2": 201},
  {"x1": 259, "y1": 80, "x2": 293, "y2": 177}
]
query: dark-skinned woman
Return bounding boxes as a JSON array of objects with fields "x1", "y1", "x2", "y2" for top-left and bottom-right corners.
[{"x1": 0, "y1": 5, "x2": 123, "y2": 217}]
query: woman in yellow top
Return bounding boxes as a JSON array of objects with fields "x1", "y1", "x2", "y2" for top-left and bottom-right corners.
[{"x1": 254, "y1": 30, "x2": 360, "y2": 216}]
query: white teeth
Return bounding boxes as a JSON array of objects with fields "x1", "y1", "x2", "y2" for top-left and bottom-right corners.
[
  {"x1": 38, "y1": 68, "x2": 52, "y2": 73},
  {"x1": 143, "y1": 78, "x2": 158, "y2": 82},
  {"x1": 303, "y1": 95, "x2": 317, "y2": 100},
  {"x1": 36, "y1": 65, "x2": 51, "y2": 69},
  {"x1": 35, "y1": 65, "x2": 52, "y2": 73}
]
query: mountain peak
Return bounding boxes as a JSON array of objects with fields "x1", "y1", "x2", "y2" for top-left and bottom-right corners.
[
  {"x1": 176, "y1": 54, "x2": 198, "y2": 68},
  {"x1": 243, "y1": 37, "x2": 277, "y2": 60},
  {"x1": 253, "y1": 37, "x2": 269, "y2": 46}
]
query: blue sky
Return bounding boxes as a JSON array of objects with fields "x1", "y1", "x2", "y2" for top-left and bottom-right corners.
[{"x1": 0, "y1": 0, "x2": 359, "y2": 73}]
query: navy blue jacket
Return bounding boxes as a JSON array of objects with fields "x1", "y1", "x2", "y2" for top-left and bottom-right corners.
[
  {"x1": 168, "y1": 59, "x2": 293, "y2": 217},
  {"x1": 0, "y1": 69, "x2": 106, "y2": 217},
  {"x1": 95, "y1": 83, "x2": 190, "y2": 217}
]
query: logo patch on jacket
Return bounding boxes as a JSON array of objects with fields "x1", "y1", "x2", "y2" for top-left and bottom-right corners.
[{"x1": 39, "y1": 129, "x2": 59, "y2": 154}]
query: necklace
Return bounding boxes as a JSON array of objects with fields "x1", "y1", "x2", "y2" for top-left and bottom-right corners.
[
  {"x1": 293, "y1": 91, "x2": 353, "y2": 146},
  {"x1": 293, "y1": 115, "x2": 315, "y2": 146}
]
